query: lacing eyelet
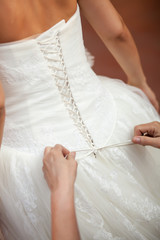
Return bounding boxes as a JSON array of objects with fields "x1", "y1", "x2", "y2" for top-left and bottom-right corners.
[{"x1": 37, "y1": 32, "x2": 96, "y2": 150}]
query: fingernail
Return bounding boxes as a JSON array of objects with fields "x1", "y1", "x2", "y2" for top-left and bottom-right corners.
[
  {"x1": 133, "y1": 137, "x2": 141, "y2": 143},
  {"x1": 70, "y1": 152, "x2": 76, "y2": 157}
]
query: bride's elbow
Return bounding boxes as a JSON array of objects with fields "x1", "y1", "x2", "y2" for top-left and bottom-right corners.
[{"x1": 105, "y1": 17, "x2": 127, "y2": 41}]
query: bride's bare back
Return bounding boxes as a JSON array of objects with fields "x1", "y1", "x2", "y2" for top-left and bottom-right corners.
[
  {"x1": 0, "y1": 0, "x2": 77, "y2": 43},
  {"x1": 0, "y1": 0, "x2": 158, "y2": 111}
]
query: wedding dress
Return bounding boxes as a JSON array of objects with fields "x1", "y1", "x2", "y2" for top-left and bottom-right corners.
[{"x1": 0, "y1": 5, "x2": 160, "y2": 240}]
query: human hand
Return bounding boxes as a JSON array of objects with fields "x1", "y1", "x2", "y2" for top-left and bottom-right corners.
[
  {"x1": 128, "y1": 80, "x2": 159, "y2": 112},
  {"x1": 132, "y1": 121, "x2": 160, "y2": 148},
  {"x1": 43, "y1": 144, "x2": 77, "y2": 193},
  {"x1": 139, "y1": 82, "x2": 159, "y2": 112}
]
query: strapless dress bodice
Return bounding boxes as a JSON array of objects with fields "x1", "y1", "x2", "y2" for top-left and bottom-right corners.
[{"x1": 0, "y1": 5, "x2": 116, "y2": 154}]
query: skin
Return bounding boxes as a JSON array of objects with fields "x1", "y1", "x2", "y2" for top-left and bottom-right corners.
[
  {"x1": 0, "y1": 82, "x2": 5, "y2": 147},
  {"x1": 43, "y1": 145, "x2": 80, "y2": 240},
  {"x1": 132, "y1": 121, "x2": 160, "y2": 148},
  {"x1": 0, "y1": 0, "x2": 77, "y2": 43}
]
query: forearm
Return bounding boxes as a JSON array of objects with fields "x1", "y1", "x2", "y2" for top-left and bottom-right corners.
[
  {"x1": 0, "y1": 107, "x2": 5, "y2": 147},
  {"x1": 51, "y1": 188, "x2": 80, "y2": 240},
  {"x1": 79, "y1": 0, "x2": 146, "y2": 85},
  {"x1": 104, "y1": 24, "x2": 146, "y2": 85}
]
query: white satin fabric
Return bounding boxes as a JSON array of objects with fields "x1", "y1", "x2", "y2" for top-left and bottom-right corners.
[{"x1": 0, "y1": 5, "x2": 160, "y2": 240}]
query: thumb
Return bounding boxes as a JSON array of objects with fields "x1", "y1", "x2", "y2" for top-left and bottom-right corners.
[
  {"x1": 67, "y1": 151, "x2": 76, "y2": 160},
  {"x1": 132, "y1": 136, "x2": 160, "y2": 148}
]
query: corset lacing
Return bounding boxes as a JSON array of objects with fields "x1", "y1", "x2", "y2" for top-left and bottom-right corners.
[
  {"x1": 70, "y1": 140, "x2": 134, "y2": 160},
  {"x1": 37, "y1": 31, "x2": 97, "y2": 155}
]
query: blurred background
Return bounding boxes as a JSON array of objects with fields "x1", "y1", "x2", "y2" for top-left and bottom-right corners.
[{"x1": 81, "y1": 0, "x2": 160, "y2": 103}]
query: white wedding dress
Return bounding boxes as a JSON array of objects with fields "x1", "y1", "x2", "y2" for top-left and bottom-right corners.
[{"x1": 0, "y1": 5, "x2": 160, "y2": 240}]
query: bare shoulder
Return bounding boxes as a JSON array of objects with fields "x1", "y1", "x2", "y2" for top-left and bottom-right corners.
[{"x1": 0, "y1": 0, "x2": 77, "y2": 43}]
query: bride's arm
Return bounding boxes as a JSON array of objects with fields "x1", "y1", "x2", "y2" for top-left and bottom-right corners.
[
  {"x1": 78, "y1": 0, "x2": 159, "y2": 111},
  {"x1": 0, "y1": 82, "x2": 5, "y2": 147}
]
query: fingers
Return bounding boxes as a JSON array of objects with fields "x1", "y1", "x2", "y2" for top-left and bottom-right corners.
[
  {"x1": 54, "y1": 144, "x2": 70, "y2": 157},
  {"x1": 134, "y1": 123, "x2": 151, "y2": 136},
  {"x1": 133, "y1": 122, "x2": 160, "y2": 148},
  {"x1": 42, "y1": 147, "x2": 77, "y2": 192},
  {"x1": 132, "y1": 136, "x2": 160, "y2": 148},
  {"x1": 134, "y1": 121, "x2": 159, "y2": 137},
  {"x1": 44, "y1": 144, "x2": 70, "y2": 159},
  {"x1": 67, "y1": 152, "x2": 76, "y2": 161},
  {"x1": 44, "y1": 146, "x2": 52, "y2": 156},
  {"x1": 67, "y1": 152, "x2": 78, "y2": 179}
]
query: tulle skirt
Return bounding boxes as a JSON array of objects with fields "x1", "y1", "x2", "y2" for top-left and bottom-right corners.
[{"x1": 0, "y1": 77, "x2": 160, "y2": 240}]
